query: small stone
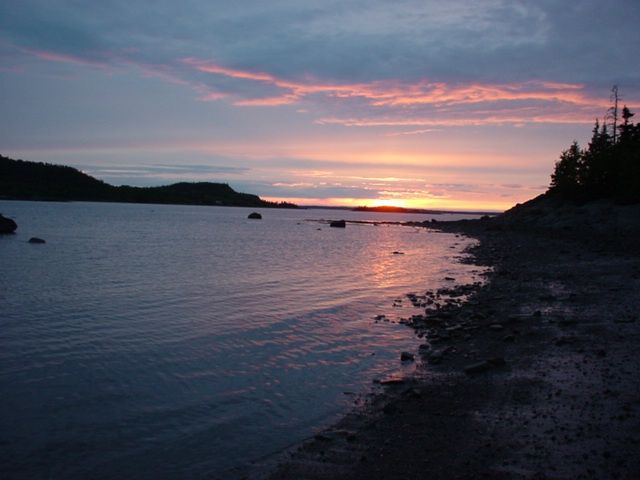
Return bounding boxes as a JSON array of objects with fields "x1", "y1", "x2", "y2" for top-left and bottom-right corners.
[
  {"x1": 247, "y1": 212, "x2": 262, "y2": 219},
  {"x1": 382, "y1": 403, "x2": 397, "y2": 415},
  {"x1": 428, "y1": 351, "x2": 444, "y2": 364},
  {"x1": 554, "y1": 336, "x2": 574, "y2": 346},
  {"x1": 464, "y1": 357, "x2": 506, "y2": 374},
  {"x1": 329, "y1": 220, "x2": 346, "y2": 228},
  {"x1": 487, "y1": 357, "x2": 506, "y2": 366},
  {"x1": 28, "y1": 237, "x2": 46, "y2": 244},
  {"x1": 379, "y1": 378, "x2": 405, "y2": 386},
  {"x1": 400, "y1": 351, "x2": 415, "y2": 362},
  {"x1": 614, "y1": 317, "x2": 636, "y2": 324},
  {"x1": 464, "y1": 361, "x2": 491, "y2": 374}
]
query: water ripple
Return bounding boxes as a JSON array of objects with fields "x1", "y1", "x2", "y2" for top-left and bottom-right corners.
[{"x1": 0, "y1": 201, "x2": 486, "y2": 479}]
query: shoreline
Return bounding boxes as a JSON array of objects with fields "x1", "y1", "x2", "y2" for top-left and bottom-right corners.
[{"x1": 260, "y1": 218, "x2": 640, "y2": 479}]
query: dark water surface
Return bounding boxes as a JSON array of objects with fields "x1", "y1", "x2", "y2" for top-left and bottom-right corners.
[{"x1": 0, "y1": 202, "x2": 485, "y2": 479}]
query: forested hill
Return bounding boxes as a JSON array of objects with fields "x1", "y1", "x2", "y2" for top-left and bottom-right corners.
[{"x1": 0, "y1": 155, "x2": 297, "y2": 208}]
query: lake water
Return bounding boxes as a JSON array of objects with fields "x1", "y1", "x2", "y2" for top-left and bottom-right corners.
[{"x1": 0, "y1": 201, "x2": 485, "y2": 479}]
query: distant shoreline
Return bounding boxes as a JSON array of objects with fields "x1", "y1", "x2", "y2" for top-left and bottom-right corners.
[{"x1": 302, "y1": 205, "x2": 501, "y2": 216}]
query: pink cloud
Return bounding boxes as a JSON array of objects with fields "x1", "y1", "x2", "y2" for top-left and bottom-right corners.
[
  {"x1": 19, "y1": 46, "x2": 616, "y2": 127},
  {"x1": 23, "y1": 48, "x2": 110, "y2": 68},
  {"x1": 180, "y1": 57, "x2": 612, "y2": 126}
]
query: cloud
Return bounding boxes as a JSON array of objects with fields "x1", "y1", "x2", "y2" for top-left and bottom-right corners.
[
  {"x1": 2, "y1": 1, "x2": 638, "y2": 93},
  {"x1": 78, "y1": 162, "x2": 250, "y2": 185}
]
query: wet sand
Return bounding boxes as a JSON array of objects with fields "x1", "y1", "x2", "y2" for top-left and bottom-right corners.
[{"x1": 262, "y1": 216, "x2": 640, "y2": 479}]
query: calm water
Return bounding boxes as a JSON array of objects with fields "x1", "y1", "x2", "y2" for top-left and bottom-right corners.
[{"x1": 0, "y1": 201, "x2": 485, "y2": 479}]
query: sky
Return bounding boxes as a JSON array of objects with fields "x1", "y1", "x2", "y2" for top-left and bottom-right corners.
[{"x1": 1, "y1": 1, "x2": 639, "y2": 211}]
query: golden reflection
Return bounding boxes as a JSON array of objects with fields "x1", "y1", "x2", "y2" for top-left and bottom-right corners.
[{"x1": 368, "y1": 227, "x2": 401, "y2": 291}]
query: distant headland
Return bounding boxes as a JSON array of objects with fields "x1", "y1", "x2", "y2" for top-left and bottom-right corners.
[
  {"x1": 352, "y1": 205, "x2": 499, "y2": 215},
  {"x1": 0, "y1": 155, "x2": 297, "y2": 209}
]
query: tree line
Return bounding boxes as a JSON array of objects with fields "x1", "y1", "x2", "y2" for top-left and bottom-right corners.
[
  {"x1": 550, "y1": 86, "x2": 640, "y2": 203},
  {"x1": 0, "y1": 155, "x2": 298, "y2": 208}
]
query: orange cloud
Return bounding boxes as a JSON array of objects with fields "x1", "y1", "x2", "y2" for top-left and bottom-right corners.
[{"x1": 181, "y1": 58, "x2": 610, "y2": 126}]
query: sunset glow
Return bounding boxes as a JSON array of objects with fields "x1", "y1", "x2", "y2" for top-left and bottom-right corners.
[{"x1": 1, "y1": 1, "x2": 638, "y2": 210}]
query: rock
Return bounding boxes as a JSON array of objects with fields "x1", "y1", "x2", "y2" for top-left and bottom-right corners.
[
  {"x1": 247, "y1": 212, "x2": 262, "y2": 219},
  {"x1": 0, "y1": 214, "x2": 17, "y2": 234},
  {"x1": 464, "y1": 357, "x2": 506, "y2": 374},
  {"x1": 392, "y1": 251, "x2": 404, "y2": 255},
  {"x1": 382, "y1": 403, "x2": 397, "y2": 415},
  {"x1": 378, "y1": 378, "x2": 406, "y2": 386},
  {"x1": 464, "y1": 361, "x2": 491, "y2": 374},
  {"x1": 554, "y1": 336, "x2": 574, "y2": 346},
  {"x1": 487, "y1": 357, "x2": 506, "y2": 366},
  {"x1": 427, "y1": 350, "x2": 444, "y2": 364},
  {"x1": 400, "y1": 351, "x2": 415, "y2": 362},
  {"x1": 28, "y1": 237, "x2": 46, "y2": 244},
  {"x1": 329, "y1": 220, "x2": 346, "y2": 228},
  {"x1": 614, "y1": 316, "x2": 636, "y2": 324}
]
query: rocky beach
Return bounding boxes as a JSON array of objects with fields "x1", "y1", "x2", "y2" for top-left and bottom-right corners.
[{"x1": 260, "y1": 199, "x2": 640, "y2": 480}]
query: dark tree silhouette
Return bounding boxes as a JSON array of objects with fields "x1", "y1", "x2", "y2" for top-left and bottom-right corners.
[
  {"x1": 548, "y1": 89, "x2": 639, "y2": 203},
  {"x1": 550, "y1": 141, "x2": 583, "y2": 194},
  {"x1": 0, "y1": 155, "x2": 298, "y2": 208}
]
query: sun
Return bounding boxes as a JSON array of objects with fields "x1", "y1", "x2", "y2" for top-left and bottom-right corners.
[{"x1": 367, "y1": 198, "x2": 411, "y2": 208}]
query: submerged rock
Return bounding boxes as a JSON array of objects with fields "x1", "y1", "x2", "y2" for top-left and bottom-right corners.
[
  {"x1": 28, "y1": 237, "x2": 46, "y2": 244},
  {"x1": 247, "y1": 212, "x2": 262, "y2": 219},
  {"x1": 330, "y1": 220, "x2": 346, "y2": 228},
  {"x1": 0, "y1": 214, "x2": 17, "y2": 234}
]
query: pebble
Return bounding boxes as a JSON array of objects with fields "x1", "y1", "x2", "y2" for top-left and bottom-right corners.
[
  {"x1": 400, "y1": 351, "x2": 415, "y2": 362},
  {"x1": 464, "y1": 357, "x2": 506, "y2": 374}
]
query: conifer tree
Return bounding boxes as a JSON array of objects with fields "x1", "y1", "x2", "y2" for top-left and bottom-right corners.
[{"x1": 550, "y1": 141, "x2": 582, "y2": 195}]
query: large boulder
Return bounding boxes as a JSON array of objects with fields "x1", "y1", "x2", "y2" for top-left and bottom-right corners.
[
  {"x1": 0, "y1": 214, "x2": 17, "y2": 234},
  {"x1": 248, "y1": 212, "x2": 262, "y2": 219},
  {"x1": 329, "y1": 220, "x2": 346, "y2": 228}
]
